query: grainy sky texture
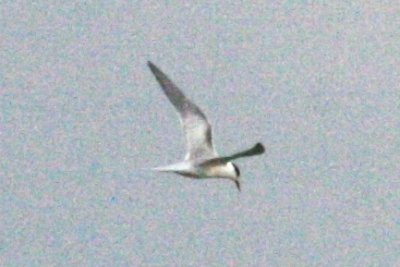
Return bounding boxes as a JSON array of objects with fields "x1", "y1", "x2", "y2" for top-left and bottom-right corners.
[{"x1": 1, "y1": 1, "x2": 399, "y2": 266}]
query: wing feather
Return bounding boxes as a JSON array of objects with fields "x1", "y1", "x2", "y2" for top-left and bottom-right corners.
[
  {"x1": 148, "y1": 61, "x2": 217, "y2": 160},
  {"x1": 200, "y1": 143, "x2": 265, "y2": 166}
]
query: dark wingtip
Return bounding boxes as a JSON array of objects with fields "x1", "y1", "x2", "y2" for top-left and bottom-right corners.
[
  {"x1": 147, "y1": 61, "x2": 156, "y2": 70},
  {"x1": 254, "y1": 142, "x2": 265, "y2": 154},
  {"x1": 147, "y1": 61, "x2": 163, "y2": 78}
]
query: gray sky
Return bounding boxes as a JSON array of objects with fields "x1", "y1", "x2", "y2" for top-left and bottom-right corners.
[{"x1": 1, "y1": 1, "x2": 399, "y2": 266}]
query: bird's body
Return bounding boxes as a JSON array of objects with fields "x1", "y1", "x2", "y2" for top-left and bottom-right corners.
[
  {"x1": 153, "y1": 160, "x2": 237, "y2": 179},
  {"x1": 147, "y1": 61, "x2": 264, "y2": 191}
]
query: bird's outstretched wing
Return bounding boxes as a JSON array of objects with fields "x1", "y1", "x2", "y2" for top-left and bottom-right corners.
[
  {"x1": 148, "y1": 61, "x2": 217, "y2": 160},
  {"x1": 200, "y1": 143, "x2": 265, "y2": 166}
]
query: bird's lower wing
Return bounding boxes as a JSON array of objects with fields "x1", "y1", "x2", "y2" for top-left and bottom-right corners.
[{"x1": 201, "y1": 143, "x2": 265, "y2": 165}]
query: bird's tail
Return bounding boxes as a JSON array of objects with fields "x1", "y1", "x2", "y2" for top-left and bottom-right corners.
[
  {"x1": 151, "y1": 166, "x2": 172, "y2": 172},
  {"x1": 150, "y1": 162, "x2": 187, "y2": 172}
]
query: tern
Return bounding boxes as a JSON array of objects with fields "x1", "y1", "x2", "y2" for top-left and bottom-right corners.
[{"x1": 148, "y1": 61, "x2": 265, "y2": 191}]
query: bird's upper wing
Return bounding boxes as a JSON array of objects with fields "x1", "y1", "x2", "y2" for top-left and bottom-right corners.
[{"x1": 148, "y1": 61, "x2": 217, "y2": 160}]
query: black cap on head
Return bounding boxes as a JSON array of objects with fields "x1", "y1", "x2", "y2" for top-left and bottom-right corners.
[{"x1": 232, "y1": 163, "x2": 240, "y2": 177}]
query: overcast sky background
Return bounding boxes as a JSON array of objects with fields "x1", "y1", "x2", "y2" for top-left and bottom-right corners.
[{"x1": 1, "y1": 1, "x2": 399, "y2": 266}]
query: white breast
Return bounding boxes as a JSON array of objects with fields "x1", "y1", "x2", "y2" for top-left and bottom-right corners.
[{"x1": 203, "y1": 162, "x2": 236, "y2": 178}]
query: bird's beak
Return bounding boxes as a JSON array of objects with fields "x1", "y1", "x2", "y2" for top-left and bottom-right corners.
[{"x1": 234, "y1": 180, "x2": 241, "y2": 192}]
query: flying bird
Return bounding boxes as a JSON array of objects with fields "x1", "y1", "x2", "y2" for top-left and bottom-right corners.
[{"x1": 148, "y1": 61, "x2": 265, "y2": 191}]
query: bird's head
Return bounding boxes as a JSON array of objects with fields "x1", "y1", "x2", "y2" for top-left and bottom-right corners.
[
  {"x1": 232, "y1": 163, "x2": 240, "y2": 178},
  {"x1": 231, "y1": 163, "x2": 241, "y2": 192}
]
